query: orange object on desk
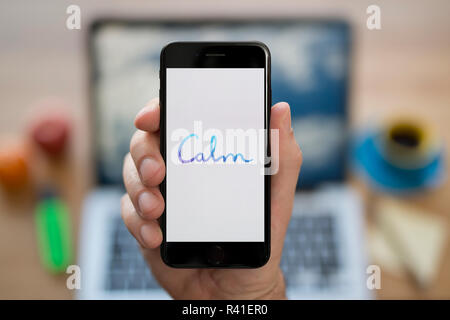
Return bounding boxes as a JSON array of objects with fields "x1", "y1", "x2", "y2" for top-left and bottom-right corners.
[{"x1": 0, "y1": 142, "x2": 30, "y2": 190}]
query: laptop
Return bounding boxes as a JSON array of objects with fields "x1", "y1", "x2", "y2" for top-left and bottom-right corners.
[{"x1": 78, "y1": 19, "x2": 371, "y2": 300}]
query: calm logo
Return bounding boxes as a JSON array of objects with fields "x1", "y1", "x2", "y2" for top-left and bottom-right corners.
[
  {"x1": 177, "y1": 133, "x2": 252, "y2": 164},
  {"x1": 170, "y1": 121, "x2": 279, "y2": 175}
]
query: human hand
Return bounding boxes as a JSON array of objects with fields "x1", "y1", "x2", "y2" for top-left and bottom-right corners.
[{"x1": 121, "y1": 98, "x2": 302, "y2": 299}]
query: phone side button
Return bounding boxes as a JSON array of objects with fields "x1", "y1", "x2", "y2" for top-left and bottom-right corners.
[{"x1": 207, "y1": 245, "x2": 224, "y2": 265}]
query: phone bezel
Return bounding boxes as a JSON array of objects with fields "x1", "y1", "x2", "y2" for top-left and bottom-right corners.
[{"x1": 160, "y1": 42, "x2": 271, "y2": 268}]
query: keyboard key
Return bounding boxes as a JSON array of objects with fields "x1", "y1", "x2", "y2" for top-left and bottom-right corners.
[{"x1": 281, "y1": 214, "x2": 341, "y2": 289}]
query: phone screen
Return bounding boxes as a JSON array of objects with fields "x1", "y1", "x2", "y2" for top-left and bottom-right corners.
[{"x1": 166, "y1": 68, "x2": 265, "y2": 242}]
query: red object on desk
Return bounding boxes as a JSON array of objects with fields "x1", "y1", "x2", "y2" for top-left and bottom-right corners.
[{"x1": 30, "y1": 114, "x2": 70, "y2": 156}]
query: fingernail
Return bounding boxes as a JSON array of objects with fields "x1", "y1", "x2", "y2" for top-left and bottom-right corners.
[
  {"x1": 139, "y1": 158, "x2": 159, "y2": 183},
  {"x1": 140, "y1": 224, "x2": 156, "y2": 248},
  {"x1": 281, "y1": 104, "x2": 291, "y2": 128},
  {"x1": 136, "y1": 104, "x2": 152, "y2": 119},
  {"x1": 138, "y1": 191, "x2": 157, "y2": 215},
  {"x1": 273, "y1": 102, "x2": 291, "y2": 129}
]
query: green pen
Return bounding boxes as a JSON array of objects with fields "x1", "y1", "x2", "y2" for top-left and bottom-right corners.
[{"x1": 34, "y1": 189, "x2": 73, "y2": 273}]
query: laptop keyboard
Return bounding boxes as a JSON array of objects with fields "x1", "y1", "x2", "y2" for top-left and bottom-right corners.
[
  {"x1": 105, "y1": 217, "x2": 160, "y2": 290},
  {"x1": 105, "y1": 214, "x2": 340, "y2": 291},
  {"x1": 281, "y1": 215, "x2": 340, "y2": 289}
]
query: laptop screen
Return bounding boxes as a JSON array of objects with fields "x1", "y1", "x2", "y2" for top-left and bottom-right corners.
[{"x1": 89, "y1": 20, "x2": 351, "y2": 188}]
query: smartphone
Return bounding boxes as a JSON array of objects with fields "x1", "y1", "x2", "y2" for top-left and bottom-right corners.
[{"x1": 159, "y1": 42, "x2": 271, "y2": 268}]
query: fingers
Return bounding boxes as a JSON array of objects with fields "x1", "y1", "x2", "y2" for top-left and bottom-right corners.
[
  {"x1": 121, "y1": 194, "x2": 162, "y2": 249},
  {"x1": 121, "y1": 188, "x2": 196, "y2": 295},
  {"x1": 121, "y1": 98, "x2": 165, "y2": 252},
  {"x1": 134, "y1": 98, "x2": 160, "y2": 132},
  {"x1": 130, "y1": 130, "x2": 165, "y2": 187},
  {"x1": 123, "y1": 153, "x2": 165, "y2": 220},
  {"x1": 269, "y1": 102, "x2": 302, "y2": 259}
]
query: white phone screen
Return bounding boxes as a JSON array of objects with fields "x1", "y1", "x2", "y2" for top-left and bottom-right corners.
[{"x1": 166, "y1": 68, "x2": 265, "y2": 242}]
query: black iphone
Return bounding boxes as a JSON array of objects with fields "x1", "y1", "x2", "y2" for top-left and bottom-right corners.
[{"x1": 159, "y1": 42, "x2": 271, "y2": 268}]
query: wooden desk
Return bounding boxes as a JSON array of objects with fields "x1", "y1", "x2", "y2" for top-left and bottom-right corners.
[{"x1": 0, "y1": 0, "x2": 449, "y2": 299}]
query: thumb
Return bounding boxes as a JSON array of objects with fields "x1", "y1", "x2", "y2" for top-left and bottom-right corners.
[{"x1": 269, "y1": 102, "x2": 302, "y2": 261}]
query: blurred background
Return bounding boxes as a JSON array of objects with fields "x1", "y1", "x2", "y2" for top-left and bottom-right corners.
[{"x1": 0, "y1": 0, "x2": 449, "y2": 299}]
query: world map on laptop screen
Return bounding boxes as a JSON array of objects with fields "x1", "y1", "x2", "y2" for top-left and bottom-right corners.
[{"x1": 90, "y1": 20, "x2": 351, "y2": 188}]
